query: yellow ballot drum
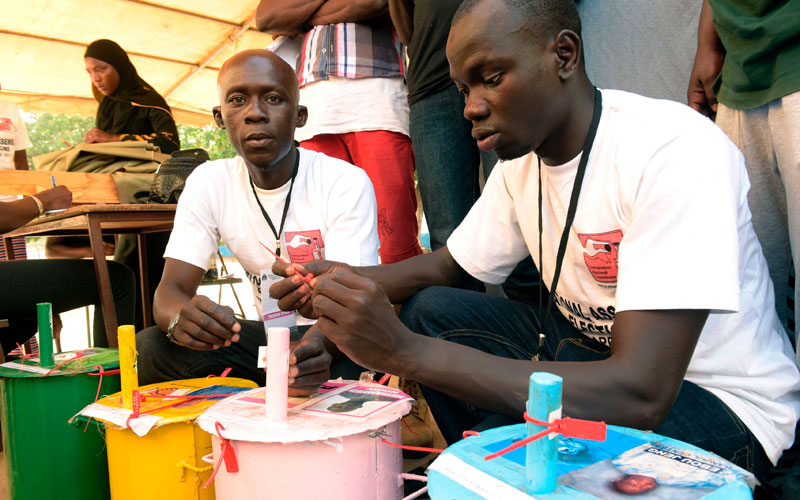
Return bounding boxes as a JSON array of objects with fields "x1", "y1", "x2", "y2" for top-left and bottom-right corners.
[{"x1": 75, "y1": 377, "x2": 257, "y2": 500}]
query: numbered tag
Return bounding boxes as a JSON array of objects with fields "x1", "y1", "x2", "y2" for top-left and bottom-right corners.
[{"x1": 261, "y1": 269, "x2": 296, "y2": 330}]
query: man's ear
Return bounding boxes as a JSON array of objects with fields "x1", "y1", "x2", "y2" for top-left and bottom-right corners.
[
  {"x1": 212, "y1": 106, "x2": 225, "y2": 129},
  {"x1": 296, "y1": 105, "x2": 308, "y2": 128},
  {"x1": 554, "y1": 29, "x2": 582, "y2": 80}
]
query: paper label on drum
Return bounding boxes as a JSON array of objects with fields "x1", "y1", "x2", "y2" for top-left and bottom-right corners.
[{"x1": 429, "y1": 453, "x2": 536, "y2": 499}]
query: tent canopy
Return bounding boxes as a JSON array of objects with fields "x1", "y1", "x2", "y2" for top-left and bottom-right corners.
[{"x1": 2, "y1": 0, "x2": 275, "y2": 126}]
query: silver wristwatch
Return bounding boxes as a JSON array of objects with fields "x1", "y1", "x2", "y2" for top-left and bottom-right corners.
[{"x1": 166, "y1": 313, "x2": 181, "y2": 345}]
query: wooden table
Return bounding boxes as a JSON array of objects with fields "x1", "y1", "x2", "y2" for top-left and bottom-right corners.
[{"x1": 2, "y1": 204, "x2": 176, "y2": 347}]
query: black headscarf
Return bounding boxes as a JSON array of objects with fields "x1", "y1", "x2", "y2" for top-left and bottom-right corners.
[{"x1": 84, "y1": 39, "x2": 173, "y2": 135}]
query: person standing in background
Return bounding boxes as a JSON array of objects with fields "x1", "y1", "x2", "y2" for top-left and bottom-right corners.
[
  {"x1": 689, "y1": 2, "x2": 800, "y2": 496},
  {"x1": 389, "y1": 0, "x2": 496, "y2": 251},
  {"x1": 0, "y1": 80, "x2": 33, "y2": 261},
  {"x1": 689, "y1": 0, "x2": 800, "y2": 362},
  {"x1": 389, "y1": 0, "x2": 540, "y2": 302},
  {"x1": 257, "y1": 0, "x2": 422, "y2": 265}
]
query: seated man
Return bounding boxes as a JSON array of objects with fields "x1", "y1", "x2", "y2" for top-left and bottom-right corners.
[
  {"x1": 270, "y1": 0, "x2": 800, "y2": 481},
  {"x1": 0, "y1": 186, "x2": 136, "y2": 357},
  {"x1": 136, "y1": 49, "x2": 379, "y2": 392}
]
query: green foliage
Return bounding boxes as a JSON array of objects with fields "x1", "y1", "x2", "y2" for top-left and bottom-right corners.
[
  {"x1": 177, "y1": 124, "x2": 237, "y2": 161},
  {"x1": 24, "y1": 113, "x2": 95, "y2": 160},
  {"x1": 23, "y1": 113, "x2": 237, "y2": 164}
]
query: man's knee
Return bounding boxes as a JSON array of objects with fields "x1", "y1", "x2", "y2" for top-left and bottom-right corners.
[
  {"x1": 136, "y1": 326, "x2": 171, "y2": 384},
  {"x1": 399, "y1": 287, "x2": 449, "y2": 335}
]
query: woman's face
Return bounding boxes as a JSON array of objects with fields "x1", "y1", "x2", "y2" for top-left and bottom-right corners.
[{"x1": 85, "y1": 56, "x2": 120, "y2": 96}]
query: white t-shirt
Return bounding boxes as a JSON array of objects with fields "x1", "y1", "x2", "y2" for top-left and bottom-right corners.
[
  {"x1": 0, "y1": 100, "x2": 32, "y2": 202},
  {"x1": 448, "y1": 89, "x2": 800, "y2": 464},
  {"x1": 295, "y1": 76, "x2": 410, "y2": 142},
  {"x1": 165, "y1": 148, "x2": 379, "y2": 317}
]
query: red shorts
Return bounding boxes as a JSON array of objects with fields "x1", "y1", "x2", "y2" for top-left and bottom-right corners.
[{"x1": 301, "y1": 131, "x2": 423, "y2": 264}]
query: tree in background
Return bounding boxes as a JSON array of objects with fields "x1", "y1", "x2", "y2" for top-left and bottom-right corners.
[{"x1": 23, "y1": 113, "x2": 236, "y2": 165}]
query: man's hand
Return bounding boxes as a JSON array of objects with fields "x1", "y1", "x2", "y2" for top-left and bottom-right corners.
[
  {"x1": 688, "y1": 0, "x2": 725, "y2": 119},
  {"x1": 269, "y1": 259, "x2": 355, "y2": 318},
  {"x1": 688, "y1": 44, "x2": 724, "y2": 119},
  {"x1": 286, "y1": 327, "x2": 332, "y2": 396},
  {"x1": 171, "y1": 295, "x2": 241, "y2": 350},
  {"x1": 36, "y1": 185, "x2": 72, "y2": 211},
  {"x1": 311, "y1": 270, "x2": 413, "y2": 375},
  {"x1": 85, "y1": 127, "x2": 122, "y2": 144}
]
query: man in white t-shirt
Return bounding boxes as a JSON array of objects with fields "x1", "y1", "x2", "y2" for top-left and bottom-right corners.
[
  {"x1": 136, "y1": 49, "x2": 379, "y2": 392},
  {"x1": 268, "y1": 0, "x2": 800, "y2": 482},
  {"x1": 256, "y1": 0, "x2": 422, "y2": 266},
  {"x1": 0, "y1": 83, "x2": 33, "y2": 261},
  {"x1": 0, "y1": 83, "x2": 31, "y2": 193}
]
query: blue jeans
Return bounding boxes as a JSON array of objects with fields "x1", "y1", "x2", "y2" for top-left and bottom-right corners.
[
  {"x1": 409, "y1": 85, "x2": 497, "y2": 251},
  {"x1": 409, "y1": 86, "x2": 541, "y2": 302},
  {"x1": 399, "y1": 286, "x2": 773, "y2": 481}
]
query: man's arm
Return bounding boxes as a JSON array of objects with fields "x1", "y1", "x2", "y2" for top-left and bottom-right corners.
[
  {"x1": 256, "y1": 0, "x2": 325, "y2": 34},
  {"x1": 388, "y1": 0, "x2": 414, "y2": 45},
  {"x1": 270, "y1": 246, "x2": 473, "y2": 317},
  {"x1": 307, "y1": 0, "x2": 389, "y2": 26},
  {"x1": 311, "y1": 270, "x2": 708, "y2": 429},
  {"x1": 360, "y1": 247, "x2": 472, "y2": 303},
  {"x1": 13, "y1": 150, "x2": 28, "y2": 170},
  {"x1": 688, "y1": 0, "x2": 725, "y2": 119},
  {"x1": 0, "y1": 186, "x2": 72, "y2": 234},
  {"x1": 153, "y1": 258, "x2": 241, "y2": 350},
  {"x1": 45, "y1": 236, "x2": 114, "y2": 259}
]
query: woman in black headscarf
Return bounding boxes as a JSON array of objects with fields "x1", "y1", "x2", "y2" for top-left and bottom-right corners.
[{"x1": 84, "y1": 39, "x2": 180, "y2": 154}]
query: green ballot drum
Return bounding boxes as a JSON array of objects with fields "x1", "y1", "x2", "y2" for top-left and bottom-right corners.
[{"x1": 0, "y1": 348, "x2": 121, "y2": 500}]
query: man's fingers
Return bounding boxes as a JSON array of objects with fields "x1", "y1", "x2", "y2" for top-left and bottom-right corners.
[
  {"x1": 310, "y1": 292, "x2": 350, "y2": 324},
  {"x1": 191, "y1": 297, "x2": 239, "y2": 334},
  {"x1": 180, "y1": 298, "x2": 240, "y2": 345},
  {"x1": 289, "y1": 360, "x2": 330, "y2": 385},
  {"x1": 290, "y1": 336, "x2": 323, "y2": 363},
  {"x1": 271, "y1": 276, "x2": 312, "y2": 309},
  {"x1": 179, "y1": 316, "x2": 235, "y2": 346},
  {"x1": 701, "y1": 78, "x2": 718, "y2": 114},
  {"x1": 313, "y1": 315, "x2": 350, "y2": 349},
  {"x1": 272, "y1": 260, "x2": 311, "y2": 278},
  {"x1": 172, "y1": 330, "x2": 216, "y2": 351},
  {"x1": 269, "y1": 265, "x2": 312, "y2": 293},
  {"x1": 271, "y1": 259, "x2": 290, "y2": 277}
]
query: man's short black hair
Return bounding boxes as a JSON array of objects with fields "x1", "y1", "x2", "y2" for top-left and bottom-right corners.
[{"x1": 454, "y1": 0, "x2": 582, "y2": 43}]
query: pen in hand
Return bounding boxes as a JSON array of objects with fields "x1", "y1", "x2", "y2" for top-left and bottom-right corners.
[{"x1": 51, "y1": 175, "x2": 56, "y2": 188}]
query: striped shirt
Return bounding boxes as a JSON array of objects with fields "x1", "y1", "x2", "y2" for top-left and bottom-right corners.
[
  {"x1": 0, "y1": 237, "x2": 27, "y2": 260},
  {"x1": 297, "y1": 22, "x2": 406, "y2": 87}
]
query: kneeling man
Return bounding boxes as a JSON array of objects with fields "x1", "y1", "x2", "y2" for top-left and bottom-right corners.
[{"x1": 269, "y1": 0, "x2": 800, "y2": 481}]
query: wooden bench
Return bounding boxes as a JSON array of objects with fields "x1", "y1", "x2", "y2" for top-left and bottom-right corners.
[{"x1": 0, "y1": 170, "x2": 120, "y2": 204}]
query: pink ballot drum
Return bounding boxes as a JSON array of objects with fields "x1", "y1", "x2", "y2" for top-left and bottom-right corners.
[{"x1": 197, "y1": 380, "x2": 414, "y2": 500}]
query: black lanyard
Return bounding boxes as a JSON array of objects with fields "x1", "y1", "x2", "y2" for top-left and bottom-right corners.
[
  {"x1": 248, "y1": 151, "x2": 300, "y2": 258},
  {"x1": 537, "y1": 88, "x2": 603, "y2": 352}
]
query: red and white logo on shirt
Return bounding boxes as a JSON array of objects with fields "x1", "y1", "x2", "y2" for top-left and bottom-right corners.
[
  {"x1": 578, "y1": 230, "x2": 622, "y2": 283},
  {"x1": 284, "y1": 230, "x2": 324, "y2": 264},
  {"x1": 0, "y1": 118, "x2": 12, "y2": 132}
]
